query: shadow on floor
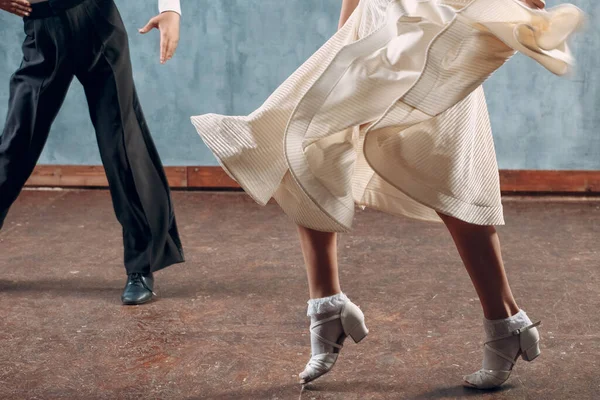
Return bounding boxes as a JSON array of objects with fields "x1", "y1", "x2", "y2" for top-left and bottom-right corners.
[
  {"x1": 0, "y1": 278, "x2": 117, "y2": 297},
  {"x1": 411, "y1": 384, "x2": 515, "y2": 399},
  {"x1": 302, "y1": 380, "x2": 406, "y2": 393},
  {"x1": 184, "y1": 383, "x2": 299, "y2": 400},
  {"x1": 194, "y1": 382, "x2": 514, "y2": 399},
  {"x1": 0, "y1": 277, "x2": 290, "y2": 301}
]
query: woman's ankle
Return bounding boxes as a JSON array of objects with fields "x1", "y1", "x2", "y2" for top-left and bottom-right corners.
[
  {"x1": 482, "y1": 302, "x2": 520, "y2": 320},
  {"x1": 307, "y1": 292, "x2": 348, "y2": 316}
]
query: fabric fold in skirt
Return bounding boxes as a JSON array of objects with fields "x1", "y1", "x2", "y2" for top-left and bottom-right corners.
[{"x1": 191, "y1": 0, "x2": 584, "y2": 232}]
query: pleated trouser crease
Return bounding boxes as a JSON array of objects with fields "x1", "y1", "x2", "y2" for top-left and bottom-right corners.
[{"x1": 0, "y1": 0, "x2": 184, "y2": 274}]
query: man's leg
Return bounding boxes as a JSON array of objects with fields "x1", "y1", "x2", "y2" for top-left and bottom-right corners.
[
  {"x1": 76, "y1": 0, "x2": 184, "y2": 305},
  {"x1": 0, "y1": 17, "x2": 73, "y2": 230}
]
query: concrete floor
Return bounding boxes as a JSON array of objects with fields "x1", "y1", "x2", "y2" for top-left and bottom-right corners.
[{"x1": 0, "y1": 190, "x2": 599, "y2": 400}]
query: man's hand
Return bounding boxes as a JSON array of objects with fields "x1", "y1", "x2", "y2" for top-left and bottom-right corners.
[
  {"x1": 522, "y1": 0, "x2": 545, "y2": 9},
  {"x1": 139, "y1": 11, "x2": 180, "y2": 64},
  {"x1": 0, "y1": 0, "x2": 32, "y2": 17}
]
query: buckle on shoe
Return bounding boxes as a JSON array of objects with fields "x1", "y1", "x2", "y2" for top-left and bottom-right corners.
[{"x1": 512, "y1": 320, "x2": 541, "y2": 336}]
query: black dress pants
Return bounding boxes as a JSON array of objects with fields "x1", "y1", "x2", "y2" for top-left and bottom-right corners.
[{"x1": 0, "y1": 0, "x2": 184, "y2": 274}]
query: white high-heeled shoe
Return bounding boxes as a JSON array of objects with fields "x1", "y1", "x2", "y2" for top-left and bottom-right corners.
[
  {"x1": 464, "y1": 321, "x2": 541, "y2": 389},
  {"x1": 299, "y1": 301, "x2": 369, "y2": 384}
]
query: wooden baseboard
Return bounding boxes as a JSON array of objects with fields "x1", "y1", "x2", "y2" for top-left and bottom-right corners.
[
  {"x1": 24, "y1": 165, "x2": 600, "y2": 193},
  {"x1": 28, "y1": 165, "x2": 190, "y2": 188},
  {"x1": 187, "y1": 166, "x2": 239, "y2": 188},
  {"x1": 499, "y1": 170, "x2": 600, "y2": 193}
]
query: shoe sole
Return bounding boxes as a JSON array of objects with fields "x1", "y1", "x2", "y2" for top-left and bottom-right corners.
[{"x1": 121, "y1": 296, "x2": 154, "y2": 306}]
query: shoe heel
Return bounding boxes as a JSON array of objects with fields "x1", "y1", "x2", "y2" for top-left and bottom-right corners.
[
  {"x1": 348, "y1": 320, "x2": 369, "y2": 343},
  {"x1": 519, "y1": 324, "x2": 541, "y2": 362},
  {"x1": 340, "y1": 301, "x2": 369, "y2": 344},
  {"x1": 521, "y1": 342, "x2": 541, "y2": 362}
]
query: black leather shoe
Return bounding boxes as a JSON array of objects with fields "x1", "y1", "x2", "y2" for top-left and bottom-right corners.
[{"x1": 121, "y1": 273, "x2": 154, "y2": 305}]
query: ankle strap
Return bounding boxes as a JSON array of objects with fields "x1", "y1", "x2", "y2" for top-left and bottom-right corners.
[
  {"x1": 486, "y1": 321, "x2": 541, "y2": 343},
  {"x1": 484, "y1": 343, "x2": 518, "y2": 365},
  {"x1": 310, "y1": 314, "x2": 341, "y2": 329},
  {"x1": 310, "y1": 314, "x2": 343, "y2": 350}
]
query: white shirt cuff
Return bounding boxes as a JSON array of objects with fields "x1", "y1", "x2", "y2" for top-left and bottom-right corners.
[{"x1": 159, "y1": 0, "x2": 181, "y2": 15}]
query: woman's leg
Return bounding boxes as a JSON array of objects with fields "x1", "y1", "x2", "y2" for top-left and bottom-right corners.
[
  {"x1": 437, "y1": 213, "x2": 519, "y2": 320},
  {"x1": 438, "y1": 213, "x2": 540, "y2": 389},
  {"x1": 297, "y1": 225, "x2": 341, "y2": 299},
  {"x1": 296, "y1": 225, "x2": 366, "y2": 384}
]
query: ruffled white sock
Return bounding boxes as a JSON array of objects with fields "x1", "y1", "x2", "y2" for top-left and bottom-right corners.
[
  {"x1": 307, "y1": 293, "x2": 349, "y2": 357},
  {"x1": 482, "y1": 310, "x2": 532, "y2": 371}
]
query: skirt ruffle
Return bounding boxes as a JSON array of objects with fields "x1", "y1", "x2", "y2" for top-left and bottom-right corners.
[{"x1": 191, "y1": 0, "x2": 584, "y2": 232}]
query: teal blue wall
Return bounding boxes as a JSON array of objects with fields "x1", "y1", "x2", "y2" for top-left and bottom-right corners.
[{"x1": 0, "y1": 0, "x2": 598, "y2": 169}]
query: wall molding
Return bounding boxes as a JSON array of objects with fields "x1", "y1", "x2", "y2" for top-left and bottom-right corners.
[{"x1": 25, "y1": 165, "x2": 600, "y2": 193}]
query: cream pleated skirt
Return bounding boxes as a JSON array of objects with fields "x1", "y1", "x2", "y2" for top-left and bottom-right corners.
[{"x1": 192, "y1": 0, "x2": 583, "y2": 232}]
